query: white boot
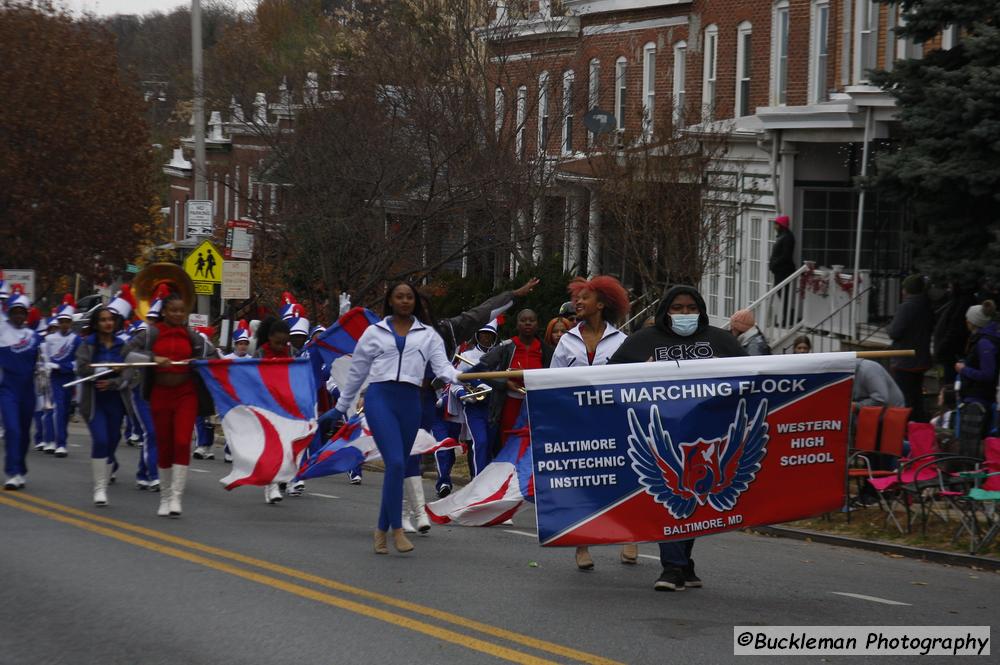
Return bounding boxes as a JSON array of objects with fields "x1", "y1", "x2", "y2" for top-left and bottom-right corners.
[
  {"x1": 265, "y1": 483, "x2": 283, "y2": 504},
  {"x1": 401, "y1": 487, "x2": 417, "y2": 533},
  {"x1": 169, "y1": 465, "x2": 188, "y2": 517},
  {"x1": 92, "y1": 459, "x2": 109, "y2": 506},
  {"x1": 157, "y1": 468, "x2": 172, "y2": 517},
  {"x1": 405, "y1": 476, "x2": 431, "y2": 534}
]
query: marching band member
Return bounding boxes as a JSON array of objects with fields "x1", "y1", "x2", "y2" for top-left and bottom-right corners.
[
  {"x1": 42, "y1": 296, "x2": 82, "y2": 458},
  {"x1": 1, "y1": 287, "x2": 44, "y2": 490},
  {"x1": 608, "y1": 285, "x2": 746, "y2": 592},
  {"x1": 75, "y1": 305, "x2": 130, "y2": 505},
  {"x1": 124, "y1": 292, "x2": 216, "y2": 517},
  {"x1": 125, "y1": 320, "x2": 159, "y2": 491},
  {"x1": 319, "y1": 282, "x2": 461, "y2": 555},
  {"x1": 33, "y1": 314, "x2": 56, "y2": 452},
  {"x1": 220, "y1": 321, "x2": 252, "y2": 464},
  {"x1": 288, "y1": 313, "x2": 310, "y2": 358},
  {"x1": 550, "y1": 276, "x2": 632, "y2": 571},
  {"x1": 255, "y1": 317, "x2": 294, "y2": 504}
]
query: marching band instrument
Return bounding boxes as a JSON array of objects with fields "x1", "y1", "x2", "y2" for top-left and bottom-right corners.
[
  {"x1": 63, "y1": 369, "x2": 116, "y2": 388},
  {"x1": 452, "y1": 352, "x2": 492, "y2": 403},
  {"x1": 132, "y1": 262, "x2": 195, "y2": 320}
]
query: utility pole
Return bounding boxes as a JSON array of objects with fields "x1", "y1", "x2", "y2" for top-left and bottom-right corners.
[{"x1": 191, "y1": 0, "x2": 207, "y2": 202}]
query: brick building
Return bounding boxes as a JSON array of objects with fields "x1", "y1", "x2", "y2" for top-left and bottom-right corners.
[{"x1": 485, "y1": 0, "x2": 953, "y2": 329}]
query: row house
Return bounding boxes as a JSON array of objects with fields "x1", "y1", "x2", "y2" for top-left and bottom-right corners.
[{"x1": 486, "y1": 0, "x2": 952, "y2": 336}]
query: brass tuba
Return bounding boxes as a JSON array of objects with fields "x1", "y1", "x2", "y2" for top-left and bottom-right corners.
[{"x1": 132, "y1": 262, "x2": 195, "y2": 319}]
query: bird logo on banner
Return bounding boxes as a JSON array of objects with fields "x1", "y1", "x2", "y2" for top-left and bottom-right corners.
[{"x1": 626, "y1": 398, "x2": 769, "y2": 520}]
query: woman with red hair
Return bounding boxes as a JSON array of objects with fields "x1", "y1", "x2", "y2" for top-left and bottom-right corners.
[
  {"x1": 550, "y1": 276, "x2": 639, "y2": 570},
  {"x1": 543, "y1": 316, "x2": 572, "y2": 348}
]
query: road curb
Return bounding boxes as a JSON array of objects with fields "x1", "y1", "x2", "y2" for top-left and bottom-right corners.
[{"x1": 748, "y1": 526, "x2": 1000, "y2": 571}]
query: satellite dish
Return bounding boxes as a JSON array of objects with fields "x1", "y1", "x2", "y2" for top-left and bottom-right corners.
[{"x1": 583, "y1": 107, "x2": 617, "y2": 135}]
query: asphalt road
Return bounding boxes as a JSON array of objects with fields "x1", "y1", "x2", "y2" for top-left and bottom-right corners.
[{"x1": 1, "y1": 424, "x2": 996, "y2": 665}]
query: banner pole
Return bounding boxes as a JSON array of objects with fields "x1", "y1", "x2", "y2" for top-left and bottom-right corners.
[
  {"x1": 91, "y1": 361, "x2": 192, "y2": 369},
  {"x1": 457, "y1": 349, "x2": 915, "y2": 382}
]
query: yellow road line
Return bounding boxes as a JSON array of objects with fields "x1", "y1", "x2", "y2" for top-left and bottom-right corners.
[
  {"x1": 5, "y1": 493, "x2": 625, "y2": 665},
  {"x1": 0, "y1": 494, "x2": 562, "y2": 665}
]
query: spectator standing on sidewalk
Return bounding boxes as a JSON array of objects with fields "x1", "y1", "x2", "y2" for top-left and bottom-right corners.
[
  {"x1": 729, "y1": 309, "x2": 772, "y2": 356},
  {"x1": 887, "y1": 275, "x2": 933, "y2": 421}
]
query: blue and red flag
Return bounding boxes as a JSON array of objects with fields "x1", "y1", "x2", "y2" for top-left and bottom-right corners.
[
  {"x1": 425, "y1": 408, "x2": 535, "y2": 526},
  {"x1": 306, "y1": 307, "x2": 380, "y2": 393},
  {"x1": 193, "y1": 357, "x2": 317, "y2": 490},
  {"x1": 296, "y1": 414, "x2": 462, "y2": 481}
]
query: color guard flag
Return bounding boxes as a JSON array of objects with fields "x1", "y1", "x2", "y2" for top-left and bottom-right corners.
[
  {"x1": 307, "y1": 307, "x2": 380, "y2": 400},
  {"x1": 523, "y1": 353, "x2": 856, "y2": 546},
  {"x1": 295, "y1": 414, "x2": 462, "y2": 480},
  {"x1": 194, "y1": 358, "x2": 317, "y2": 489},
  {"x1": 426, "y1": 410, "x2": 535, "y2": 526}
]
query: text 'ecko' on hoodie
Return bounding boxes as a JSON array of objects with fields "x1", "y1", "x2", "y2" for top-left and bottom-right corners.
[{"x1": 609, "y1": 285, "x2": 747, "y2": 364}]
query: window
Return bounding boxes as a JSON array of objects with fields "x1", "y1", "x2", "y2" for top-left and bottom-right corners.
[
  {"x1": 748, "y1": 216, "x2": 763, "y2": 302},
  {"x1": 855, "y1": 0, "x2": 878, "y2": 82},
  {"x1": 642, "y1": 42, "x2": 656, "y2": 137},
  {"x1": 538, "y1": 71, "x2": 550, "y2": 153},
  {"x1": 702, "y1": 26, "x2": 718, "y2": 120},
  {"x1": 562, "y1": 70, "x2": 574, "y2": 155},
  {"x1": 810, "y1": 1, "x2": 830, "y2": 103},
  {"x1": 772, "y1": 1, "x2": 790, "y2": 105},
  {"x1": 587, "y1": 58, "x2": 600, "y2": 145},
  {"x1": 673, "y1": 41, "x2": 687, "y2": 126},
  {"x1": 735, "y1": 22, "x2": 753, "y2": 117},
  {"x1": 494, "y1": 87, "x2": 505, "y2": 137},
  {"x1": 894, "y1": 8, "x2": 923, "y2": 61},
  {"x1": 515, "y1": 85, "x2": 527, "y2": 158},
  {"x1": 614, "y1": 57, "x2": 626, "y2": 131}
]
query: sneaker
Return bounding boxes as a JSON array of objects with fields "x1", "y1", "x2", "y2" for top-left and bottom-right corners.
[
  {"x1": 192, "y1": 447, "x2": 208, "y2": 460},
  {"x1": 287, "y1": 480, "x2": 305, "y2": 497},
  {"x1": 4, "y1": 475, "x2": 24, "y2": 490},
  {"x1": 436, "y1": 483, "x2": 452, "y2": 499},
  {"x1": 127, "y1": 434, "x2": 142, "y2": 446},
  {"x1": 654, "y1": 566, "x2": 686, "y2": 592},
  {"x1": 44, "y1": 442, "x2": 56, "y2": 454},
  {"x1": 136, "y1": 479, "x2": 149, "y2": 491},
  {"x1": 223, "y1": 450, "x2": 233, "y2": 464},
  {"x1": 348, "y1": 472, "x2": 362, "y2": 485},
  {"x1": 34, "y1": 442, "x2": 46, "y2": 451},
  {"x1": 683, "y1": 562, "x2": 702, "y2": 588},
  {"x1": 148, "y1": 480, "x2": 161, "y2": 492},
  {"x1": 54, "y1": 446, "x2": 68, "y2": 458},
  {"x1": 201, "y1": 447, "x2": 215, "y2": 460}
]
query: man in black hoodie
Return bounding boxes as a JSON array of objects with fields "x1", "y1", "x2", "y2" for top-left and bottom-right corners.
[{"x1": 610, "y1": 285, "x2": 747, "y2": 592}]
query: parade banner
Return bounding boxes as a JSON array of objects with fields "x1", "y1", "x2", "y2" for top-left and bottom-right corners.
[{"x1": 523, "y1": 353, "x2": 856, "y2": 546}]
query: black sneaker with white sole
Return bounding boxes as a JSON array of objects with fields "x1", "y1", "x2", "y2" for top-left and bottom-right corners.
[
  {"x1": 653, "y1": 566, "x2": 686, "y2": 592},
  {"x1": 683, "y1": 561, "x2": 702, "y2": 588}
]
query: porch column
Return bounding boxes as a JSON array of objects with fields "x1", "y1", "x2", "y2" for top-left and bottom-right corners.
[
  {"x1": 532, "y1": 196, "x2": 545, "y2": 262},
  {"x1": 587, "y1": 189, "x2": 601, "y2": 276}
]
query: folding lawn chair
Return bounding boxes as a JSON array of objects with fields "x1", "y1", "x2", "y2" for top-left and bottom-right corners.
[
  {"x1": 941, "y1": 437, "x2": 1000, "y2": 554},
  {"x1": 846, "y1": 406, "x2": 909, "y2": 529}
]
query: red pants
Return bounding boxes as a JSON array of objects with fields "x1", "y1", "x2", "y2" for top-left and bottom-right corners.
[{"x1": 150, "y1": 381, "x2": 198, "y2": 469}]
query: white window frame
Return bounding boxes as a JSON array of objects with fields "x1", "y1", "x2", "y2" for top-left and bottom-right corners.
[
  {"x1": 701, "y1": 25, "x2": 718, "y2": 120},
  {"x1": 562, "y1": 70, "x2": 575, "y2": 155},
  {"x1": 587, "y1": 58, "x2": 600, "y2": 146},
  {"x1": 515, "y1": 85, "x2": 527, "y2": 159},
  {"x1": 537, "y1": 71, "x2": 550, "y2": 154},
  {"x1": 735, "y1": 22, "x2": 753, "y2": 117},
  {"x1": 809, "y1": 1, "x2": 830, "y2": 103},
  {"x1": 854, "y1": 0, "x2": 879, "y2": 83},
  {"x1": 673, "y1": 41, "x2": 687, "y2": 127},
  {"x1": 614, "y1": 56, "x2": 626, "y2": 131},
  {"x1": 894, "y1": 7, "x2": 923, "y2": 61},
  {"x1": 771, "y1": 1, "x2": 790, "y2": 106},
  {"x1": 642, "y1": 42, "x2": 656, "y2": 137},
  {"x1": 494, "y1": 86, "x2": 505, "y2": 137}
]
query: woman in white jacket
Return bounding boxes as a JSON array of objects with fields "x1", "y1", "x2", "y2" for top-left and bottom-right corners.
[
  {"x1": 320, "y1": 282, "x2": 460, "y2": 555},
  {"x1": 551, "y1": 276, "x2": 636, "y2": 570}
]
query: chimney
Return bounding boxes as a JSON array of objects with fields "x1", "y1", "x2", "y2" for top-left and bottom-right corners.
[
  {"x1": 209, "y1": 111, "x2": 224, "y2": 140},
  {"x1": 230, "y1": 96, "x2": 244, "y2": 123},
  {"x1": 254, "y1": 92, "x2": 267, "y2": 125},
  {"x1": 304, "y1": 71, "x2": 319, "y2": 105}
]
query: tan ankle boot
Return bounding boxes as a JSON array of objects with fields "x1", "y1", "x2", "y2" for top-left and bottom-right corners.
[
  {"x1": 575, "y1": 546, "x2": 594, "y2": 570},
  {"x1": 392, "y1": 528, "x2": 414, "y2": 553},
  {"x1": 620, "y1": 543, "x2": 639, "y2": 564},
  {"x1": 373, "y1": 529, "x2": 388, "y2": 554}
]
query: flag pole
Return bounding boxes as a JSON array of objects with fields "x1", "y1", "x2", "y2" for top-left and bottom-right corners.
[
  {"x1": 90, "y1": 360, "x2": 192, "y2": 368},
  {"x1": 457, "y1": 349, "x2": 915, "y2": 382}
]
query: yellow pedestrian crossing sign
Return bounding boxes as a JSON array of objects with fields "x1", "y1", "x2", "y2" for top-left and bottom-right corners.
[{"x1": 184, "y1": 240, "x2": 223, "y2": 284}]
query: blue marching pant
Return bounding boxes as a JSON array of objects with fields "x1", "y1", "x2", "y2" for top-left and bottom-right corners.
[
  {"x1": 130, "y1": 388, "x2": 158, "y2": 482},
  {"x1": 46, "y1": 374, "x2": 74, "y2": 448},
  {"x1": 34, "y1": 408, "x2": 52, "y2": 445},
  {"x1": 461, "y1": 402, "x2": 492, "y2": 478},
  {"x1": 2, "y1": 377, "x2": 35, "y2": 477},
  {"x1": 196, "y1": 416, "x2": 213, "y2": 447},
  {"x1": 87, "y1": 390, "x2": 126, "y2": 461},
  {"x1": 364, "y1": 381, "x2": 421, "y2": 532},
  {"x1": 432, "y1": 417, "x2": 461, "y2": 491},
  {"x1": 659, "y1": 539, "x2": 695, "y2": 569}
]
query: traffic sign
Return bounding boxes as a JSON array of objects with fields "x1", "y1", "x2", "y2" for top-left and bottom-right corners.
[
  {"x1": 0, "y1": 269, "x2": 36, "y2": 301},
  {"x1": 186, "y1": 200, "x2": 214, "y2": 238},
  {"x1": 183, "y1": 240, "x2": 223, "y2": 284},
  {"x1": 221, "y1": 260, "x2": 251, "y2": 300},
  {"x1": 583, "y1": 108, "x2": 617, "y2": 135},
  {"x1": 225, "y1": 220, "x2": 254, "y2": 260}
]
